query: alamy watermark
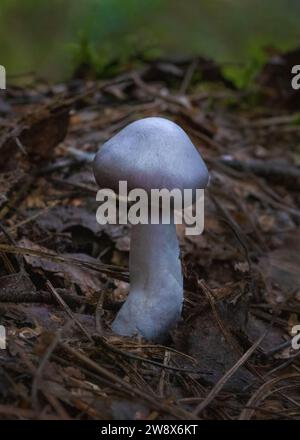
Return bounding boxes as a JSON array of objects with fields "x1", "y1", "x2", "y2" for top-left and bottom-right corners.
[
  {"x1": 0, "y1": 325, "x2": 6, "y2": 350},
  {"x1": 0, "y1": 68, "x2": 7, "y2": 350},
  {"x1": 0, "y1": 65, "x2": 6, "y2": 90},
  {"x1": 291, "y1": 65, "x2": 300, "y2": 90},
  {"x1": 292, "y1": 325, "x2": 300, "y2": 350},
  {"x1": 95, "y1": 181, "x2": 205, "y2": 235}
]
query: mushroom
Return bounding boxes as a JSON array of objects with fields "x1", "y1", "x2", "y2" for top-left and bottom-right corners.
[{"x1": 93, "y1": 117, "x2": 208, "y2": 341}]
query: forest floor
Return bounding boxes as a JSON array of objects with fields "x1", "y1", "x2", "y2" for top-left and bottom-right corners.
[{"x1": 0, "y1": 52, "x2": 300, "y2": 420}]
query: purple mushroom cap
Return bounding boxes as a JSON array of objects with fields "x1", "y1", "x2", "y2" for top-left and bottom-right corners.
[{"x1": 93, "y1": 117, "x2": 209, "y2": 341}]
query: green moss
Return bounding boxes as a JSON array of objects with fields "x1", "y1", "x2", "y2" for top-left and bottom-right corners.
[{"x1": 1, "y1": 0, "x2": 300, "y2": 83}]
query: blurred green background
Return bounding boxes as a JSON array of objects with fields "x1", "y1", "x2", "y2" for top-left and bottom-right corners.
[{"x1": 1, "y1": 0, "x2": 300, "y2": 84}]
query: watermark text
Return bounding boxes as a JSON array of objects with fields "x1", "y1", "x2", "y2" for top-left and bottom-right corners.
[
  {"x1": 0, "y1": 65, "x2": 6, "y2": 90},
  {"x1": 291, "y1": 65, "x2": 300, "y2": 90},
  {"x1": 0, "y1": 325, "x2": 6, "y2": 350},
  {"x1": 96, "y1": 181, "x2": 205, "y2": 235}
]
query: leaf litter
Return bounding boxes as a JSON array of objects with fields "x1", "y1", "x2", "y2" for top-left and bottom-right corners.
[{"x1": 0, "y1": 54, "x2": 299, "y2": 420}]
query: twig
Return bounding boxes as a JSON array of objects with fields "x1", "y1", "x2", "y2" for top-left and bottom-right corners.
[
  {"x1": 59, "y1": 341, "x2": 196, "y2": 420},
  {"x1": 193, "y1": 326, "x2": 270, "y2": 416},
  {"x1": 94, "y1": 335, "x2": 209, "y2": 374},
  {"x1": 219, "y1": 158, "x2": 300, "y2": 190},
  {"x1": 180, "y1": 59, "x2": 198, "y2": 95},
  {"x1": 46, "y1": 280, "x2": 93, "y2": 342},
  {"x1": 239, "y1": 373, "x2": 300, "y2": 420},
  {"x1": 0, "y1": 243, "x2": 129, "y2": 282}
]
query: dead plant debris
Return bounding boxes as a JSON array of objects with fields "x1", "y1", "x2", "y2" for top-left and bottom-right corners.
[{"x1": 0, "y1": 54, "x2": 299, "y2": 420}]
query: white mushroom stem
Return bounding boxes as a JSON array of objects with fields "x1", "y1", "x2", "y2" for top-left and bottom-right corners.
[{"x1": 111, "y1": 221, "x2": 183, "y2": 341}]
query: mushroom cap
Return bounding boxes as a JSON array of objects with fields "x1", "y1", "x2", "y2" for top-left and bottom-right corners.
[{"x1": 93, "y1": 117, "x2": 209, "y2": 194}]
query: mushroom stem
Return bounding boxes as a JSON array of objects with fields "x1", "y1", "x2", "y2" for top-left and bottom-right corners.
[{"x1": 112, "y1": 221, "x2": 183, "y2": 341}]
